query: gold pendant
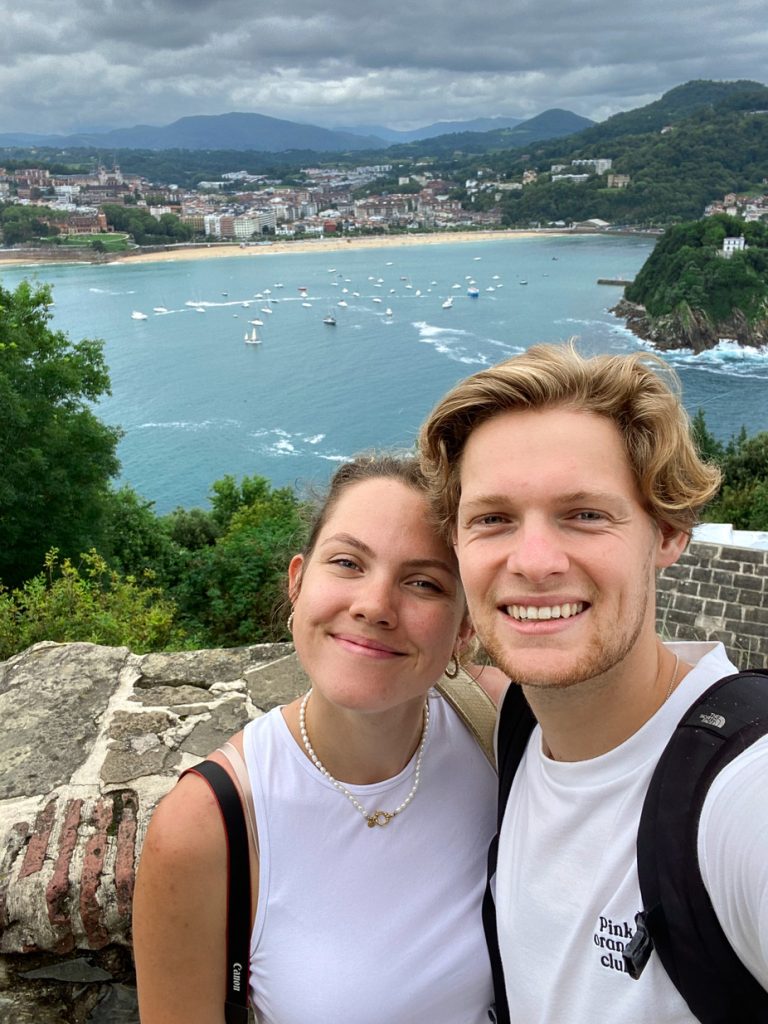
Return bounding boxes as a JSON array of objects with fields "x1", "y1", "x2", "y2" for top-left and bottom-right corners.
[{"x1": 367, "y1": 810, "x2": 394, "y2": 828}]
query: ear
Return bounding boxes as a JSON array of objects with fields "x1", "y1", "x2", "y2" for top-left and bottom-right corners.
[
  {"x1": 455, "y1": 612, "x2": 475, "y2": 654},
  {"x1": 288, "y1": 553, "x2": 305, "y2": 603},
  {"x1": 654, "y1": 522, "x2": 688, "y2": 570}
]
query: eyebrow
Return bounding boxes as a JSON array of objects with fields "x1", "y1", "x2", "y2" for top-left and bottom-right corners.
[
  {"x1": 320, "y1": 533, "x2": 458, "y2": 577},
  {"x1": 459, "y1": 490, "x2": 634, "y2": 513}
]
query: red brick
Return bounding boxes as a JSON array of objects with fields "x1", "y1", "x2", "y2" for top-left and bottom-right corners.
[
  {"x1": 80, "y1": 797, "x2": 113, "y2": 949},
  {"x1": 115, "y1": 792, "x2": 138, "y2": 920},
  {"x1": 45, "y1": 798, "x2": 83, "y2": 954},
  {"x1": 19, "y1": 799, "x2": 58, "y2": 878}
]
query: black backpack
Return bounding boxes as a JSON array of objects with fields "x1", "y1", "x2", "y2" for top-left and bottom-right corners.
[{"x1": 483, "y1": 669, "x2": 768, "y2": 1024}]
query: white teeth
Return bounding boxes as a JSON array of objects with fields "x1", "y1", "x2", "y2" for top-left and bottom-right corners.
[{"x1": 506, "y1": 602, "x2": 585, "y2": 621}]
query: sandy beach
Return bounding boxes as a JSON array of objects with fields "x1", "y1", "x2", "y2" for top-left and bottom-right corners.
[{"x1": 0, "y1": 228, "x2": 570, "y2": 268}]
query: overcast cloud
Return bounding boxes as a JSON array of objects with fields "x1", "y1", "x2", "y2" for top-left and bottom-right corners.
[{"x1": 1, "y1": 0, "x2": 765, "y2": 134}]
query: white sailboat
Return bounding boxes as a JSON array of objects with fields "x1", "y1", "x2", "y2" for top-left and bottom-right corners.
[{"x1": 244, "y1": 326, "x2": 261, "y2": 345}]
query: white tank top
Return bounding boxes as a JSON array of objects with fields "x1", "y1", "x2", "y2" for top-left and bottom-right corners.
[{"x1": 243, "y1": 689, "x2": 496, "y2": 1024}]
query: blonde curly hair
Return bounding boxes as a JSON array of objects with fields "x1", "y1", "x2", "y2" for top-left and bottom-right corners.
[{"x1": 419, "y1": 342, "x2": 721, "y2": 541}]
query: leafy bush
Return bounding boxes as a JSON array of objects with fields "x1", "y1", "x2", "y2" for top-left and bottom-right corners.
[
  {"x1": 694, "y1": 412, "x2": 768, "y2": 530},
  {"x1": 0, "y1": 549, "x2": 186, "y2": 660},
  {"x1": 169, "y1": 477, "x2": 307, "y2": 646}
]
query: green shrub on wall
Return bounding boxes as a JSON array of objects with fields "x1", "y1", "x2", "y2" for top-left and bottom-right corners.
[{"x1": 0, "y1": 549, "x2": 186, "y2": 660}]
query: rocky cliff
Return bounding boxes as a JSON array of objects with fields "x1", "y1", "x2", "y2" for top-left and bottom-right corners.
[{"x1": 612, "y1": 298, "x2": 768, "y2": 353}]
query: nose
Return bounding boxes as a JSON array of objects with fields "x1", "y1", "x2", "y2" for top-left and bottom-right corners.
[
  {"x1": 348, "y1": 575, "x2": 398, "y2": 627},
  {"x1": 506, "y1": 518, "x2": 569, "y2": 582}
]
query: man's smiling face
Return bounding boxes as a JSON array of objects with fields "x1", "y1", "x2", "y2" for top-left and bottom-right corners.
[{"x1": 455, "y1": 406, "x2": 675, "y2": 690}]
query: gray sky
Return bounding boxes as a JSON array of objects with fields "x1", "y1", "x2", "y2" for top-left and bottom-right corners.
[{"x1": 1, "y1": 0, "x2": 765, "y2": 135}]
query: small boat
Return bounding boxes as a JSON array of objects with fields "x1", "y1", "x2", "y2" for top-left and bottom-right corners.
[
  {"x1": 323, "y1": 314, "x2": 337, "y2": 325},
  {"x1": 519, "y1": 280, "x2": 528, "y2": 286},
  {"x1": 442, "y1": 297, "x2": 453, "y2": 309},
  {"x1": 467, "y1": 286, "x2": 480, "y2": 298},
  {"x1": 372, "y1": 297, "x2": 383, "y2": 304},
  {"x1": 485, "y1": 286, "x2": 495, "y2": 292},
  {"x1": 298, "y1": 285, "x2": 308, "y2": 293},
  {"x1": 153, "y1": 306, "x2": 168, "y2": 314},
  {"x1": 260, "y1": 307, "x2": 273, "y2": 314},
  {"x1": 302, "y1": 301, "x2": 313, "y2": 308},
  {"x1": 337, "y1": 300, "x2": 348, "y2": 308},
  {"x1": 244, "y1": 326, "x2": 261, "y2": 345},
  {"x1": 131, "y1": 310, "x2": 148, "y2": 320},
  {"x1": 385, "y1": 308, "x2": 393, "y2": 317},
  {"x1": 249, "y1": 319, "x2": 264, "y2": 327}
]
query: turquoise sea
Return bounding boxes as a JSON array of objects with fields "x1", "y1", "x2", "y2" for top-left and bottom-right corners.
[{"x1": 3, "y1": 233, "x2": 768, "y2": 513}]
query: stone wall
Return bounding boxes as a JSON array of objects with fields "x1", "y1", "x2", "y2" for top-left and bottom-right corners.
[
  {"x1": 657, "y1": 540, "x2": 768, "y2": 667},
  {"x1": 0, "y1": 641, "x2": 305, "y2": 1023}
]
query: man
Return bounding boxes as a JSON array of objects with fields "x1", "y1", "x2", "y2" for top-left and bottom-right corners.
[{"x1": 419, "y1": 343, "x2": 768, "y2": 1022}]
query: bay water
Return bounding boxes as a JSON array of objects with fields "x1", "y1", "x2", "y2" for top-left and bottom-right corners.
[{"x1": 4, "y1": 233, "x2": 767, "y2": 513}]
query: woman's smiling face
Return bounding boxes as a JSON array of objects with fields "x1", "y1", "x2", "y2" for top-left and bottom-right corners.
[{"x1": 289, "y1": 477, "x2": 469, "y2": 714}]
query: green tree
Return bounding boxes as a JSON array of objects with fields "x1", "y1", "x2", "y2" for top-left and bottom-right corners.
[
  {"x1": 171, "y1": 477, "x2": 307, "y2": 645},
  {"x1": 101, "y1": 485, "x2": 178, "y2": 582},
  {"x1": 697, "y1": 415, "x2": 768, "y2": 530},
  {"x1": 0, "y1": 279, "x2": 121, "y2": 585},
  {"x1": 691, "y1": 408, "x2": 725, "y2": 464}
]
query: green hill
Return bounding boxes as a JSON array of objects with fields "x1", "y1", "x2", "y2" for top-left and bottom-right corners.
[
  {"x1": 494, "y1": 80, "x2": 768, "y2": 226},
  {"x1": 615, "y1": 214, "x2": 768, "y2": 351}
]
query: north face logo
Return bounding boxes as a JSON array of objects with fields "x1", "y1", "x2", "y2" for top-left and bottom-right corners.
[{"x1": 699, "y1": 712, "x2": 726, "y2": 729}]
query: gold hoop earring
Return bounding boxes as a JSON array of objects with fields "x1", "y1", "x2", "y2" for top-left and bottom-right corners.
[
  {"x1": 287, "y1": 610, "x2": 294, "y2": 632},
  {"x1": 444, "y1": 655, "x2": 460, "y2": 680}
]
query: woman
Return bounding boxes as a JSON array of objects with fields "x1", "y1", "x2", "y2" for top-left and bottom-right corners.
[{"x1": 133, "y1": 455, "x2": 499, "y2": 1024}]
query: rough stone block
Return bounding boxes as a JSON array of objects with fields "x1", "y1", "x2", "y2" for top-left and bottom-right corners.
[{"x1": 732, "y1": 573, "x2": 763, "y2": 592}]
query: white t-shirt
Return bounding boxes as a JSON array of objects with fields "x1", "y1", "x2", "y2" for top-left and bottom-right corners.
[{"x1": 495, "y1": 642, "x2": 768, "y2": 1023}]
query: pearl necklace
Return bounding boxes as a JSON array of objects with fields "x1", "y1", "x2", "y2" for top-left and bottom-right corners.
[{"x1": 298, "y1": 690, "x2": 430, "y2": 828}]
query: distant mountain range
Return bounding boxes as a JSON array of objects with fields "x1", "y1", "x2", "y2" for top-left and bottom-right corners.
[
  {"x1": 338, "y1": 116, "x2": 525, "y2": 143},
  {"x1": 388, "y1": 109, "x2": 595, "y2": 156},
  {"x1": 0, "y1": 109, "x2": 591, "y2": 154}
]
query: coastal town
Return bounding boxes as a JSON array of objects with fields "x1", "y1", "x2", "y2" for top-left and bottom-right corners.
[
  {"x1": 0, "y1": 160, "x2": 506, "y2": 244},
  {"x1": 2, "y1": 152, "x2": 767, "y2": 254}
]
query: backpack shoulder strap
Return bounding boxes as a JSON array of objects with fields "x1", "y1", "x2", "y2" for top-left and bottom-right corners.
[
  {"x1": 436, "y1": 668, "x2": 499, "y2": 770},
  {"x1": 184, "y1": 760, "x2": 252, "y2": 1024},
  {"x1": 626, "y1": 670, "x2": 768, "y2": 1024},
  {"x1": 482, "y1": 683, "x2": 537, "y2": 1024}
]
